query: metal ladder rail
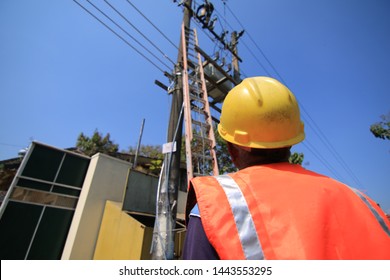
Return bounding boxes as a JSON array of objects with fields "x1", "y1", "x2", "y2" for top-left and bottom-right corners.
[
  {"x1": 181, "y1": 23, "x2": 219, "y2": 184},
  {"x1": 185, "y1": 27, "x2": 205, "y2": 178},
  {"x1": 187, "y1": 27, "x2": 219, "y2": 177},
  {"x1": 193, "y1": 27, "x2": 219, "y2": 177},
  {"x1": 181, "y1": 24, "x2": 194, "y2": 184}
]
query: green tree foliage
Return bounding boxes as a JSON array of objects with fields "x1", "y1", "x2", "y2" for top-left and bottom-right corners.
[
  {"x1": 370, "y1": 113, "x2": 390, "y2": 140},
  {"x1": 128, "y1": 144, "x2": 163, "y2": 159},
  {"x1": 215, "y1": 129, "x2": 237, "y2": 174},
  {"x1": 128, "y1": 144, "x2": 163, "y2": 175},
  {"x1": 81, "y1": 125, "x2": 305, "y2": 176},
  {"x1": 289, "y1": 152, "x2": 304, "y2": 165},
  {"x1": 76, "y1": 129, "x2": 119, "y2": 156}
]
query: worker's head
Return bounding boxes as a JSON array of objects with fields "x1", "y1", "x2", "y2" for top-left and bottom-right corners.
[{"x1": 218, "y1": 76, "x2": 305, "y2": 168}]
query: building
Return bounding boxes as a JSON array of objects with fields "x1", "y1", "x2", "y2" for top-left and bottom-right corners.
[{"x1": 0, "y1": 141, "x2": 187, "y2": 260}]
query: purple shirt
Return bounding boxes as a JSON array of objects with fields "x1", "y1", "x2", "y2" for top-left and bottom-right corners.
[{"x1": 182, "y1": 206, "x2": 220, "y2": 260}]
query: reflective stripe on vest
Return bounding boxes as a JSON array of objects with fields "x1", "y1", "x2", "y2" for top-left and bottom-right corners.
[
  {"x1": 351, "y1": 188, "x2": 390, "y2": 237},
  {"x1": 215, "y1": 174, "x2": 264, "y2": 260}
]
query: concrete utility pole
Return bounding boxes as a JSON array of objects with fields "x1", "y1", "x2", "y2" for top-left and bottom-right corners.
[
  {"x1": 168, "y1": 0, "x2": 193, "y2": 225},
  {"x1": 152, "y1": 0, "x2": 193, "y2": 260}
]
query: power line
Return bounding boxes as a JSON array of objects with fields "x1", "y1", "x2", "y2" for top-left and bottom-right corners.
[
  {"x1": 86, "y1": 0, "x2": 173, "y2": 70},
  {"x1": 0, "y1": 143, "x2": 25, "y2": 148},
  {"x1": 300, "y1": 106, "x2": 364, "y2": 187},
  {"x1": 222, "y1": 2, "x2": 284, "y2": 81},
  {"x1": 73, "y1": 0, "x2": 167, "y2": 73},
  {"x1": 103, "y1": 0, "x2": 176, "y2": 66},
  {"x1": 125, "y1": 0, "x2": 179, "y2": 50},
  {"x1": 302, "y1": 141, "x2": 346, "y2": 183},
  {"x1": 87, "y1": 0, "x2": 170, "y2": 69},
  {"x1": 75, "y1": 0, "x2": 363, "y2": 188},
  {"x1": 185, "y1": 0, "x2": 362, "y2": 188},
  {"x1": 210, "y1": 2, "x2": 269, "y2": 77},
  {"x1": 222, "y1": 0, "x2": 364, "y2": 188}
]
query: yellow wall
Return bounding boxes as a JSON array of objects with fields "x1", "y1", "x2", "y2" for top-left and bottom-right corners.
[
  {"x1": 93, "y1": 201, "x2": 153, "y2": 260},
  {"x1": 94, "y1": 201, "x2": 186, "y2": 260}
]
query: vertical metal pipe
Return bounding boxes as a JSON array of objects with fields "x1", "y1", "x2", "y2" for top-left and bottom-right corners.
[{"x1": 133, "y1": 118, "x2": 145, "y2": 168}]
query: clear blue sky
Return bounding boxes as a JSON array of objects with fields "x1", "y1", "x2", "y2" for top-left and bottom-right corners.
[{"x1": 1, "y1": 0, "x2": 389, "y2": 212}]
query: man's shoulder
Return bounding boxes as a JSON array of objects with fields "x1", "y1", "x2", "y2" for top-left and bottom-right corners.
[
  {"x1": 191, "y1": 174, "x2": 220, "y2": 185},
  {"x1": 189, "y1": 204, "x2": 201, "y2": 218}
]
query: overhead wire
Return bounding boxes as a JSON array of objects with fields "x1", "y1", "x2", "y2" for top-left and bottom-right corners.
[
  {"x1": 124, "y1": 0, "x2": 179, "y2": 51},
  {"x1": 227, "y1": 2, "x2": 363, "y2": 185},
  {"x1": 223, "y1": 2, "x2": 284, "y2": 81},
  {"x1": 0, "y1": 142, "x2": 26, "y2": 148},
  {"x1": 302, "y1": 141, "x2": 346, "y2": 182},
  {"x1": 302, "y1": 110, "x2": 364, "y2": 187},
  {"x1": 212, "y1": 5, "x2": 233, "y2": 68},
  {"x1": 73, "y1": 0, "x2": 362, "y2": 188},
  {"x1": 222, "y1": 0, "x2": 363, "y2": 188},
  {"x1": 73, "y1": 0, "x2": 168, "y2": 73},
  {"x1": 189, "y1": 0, "x2": 250, "y2": 79},
  {"x1": 103, "y1": 0, "x2": 176, "y2": 66},
  {"x1": 189, "y1": 1, "x2": 222, "y2": 49},
  {"x1": 212, "y1": 1, "x2": 270, "y2": 77},
  {"x1": 85, "y1": 0, "x2": 173, "y2": 70}
]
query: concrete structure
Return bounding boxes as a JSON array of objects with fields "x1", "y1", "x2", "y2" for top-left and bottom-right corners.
[
  {"x1": 0, "y1": 142, "x2": 188, "y2": 260},
  {"x1": 61, "y1": 153, "x2": 132, "y2": 260}
]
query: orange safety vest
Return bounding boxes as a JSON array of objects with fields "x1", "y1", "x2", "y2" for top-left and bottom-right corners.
[{"x1": 186, "y1": 163, "x2": 390, "y2": 260}]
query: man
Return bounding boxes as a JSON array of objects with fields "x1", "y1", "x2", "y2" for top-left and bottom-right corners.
[{"x1": 183, "y1": 76, "x2": 390, "y2": 260}]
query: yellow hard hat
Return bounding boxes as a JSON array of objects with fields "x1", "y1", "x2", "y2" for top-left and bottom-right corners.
[{"x1": 218, "y1": 76, "x2": 305, "y2": 149}]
